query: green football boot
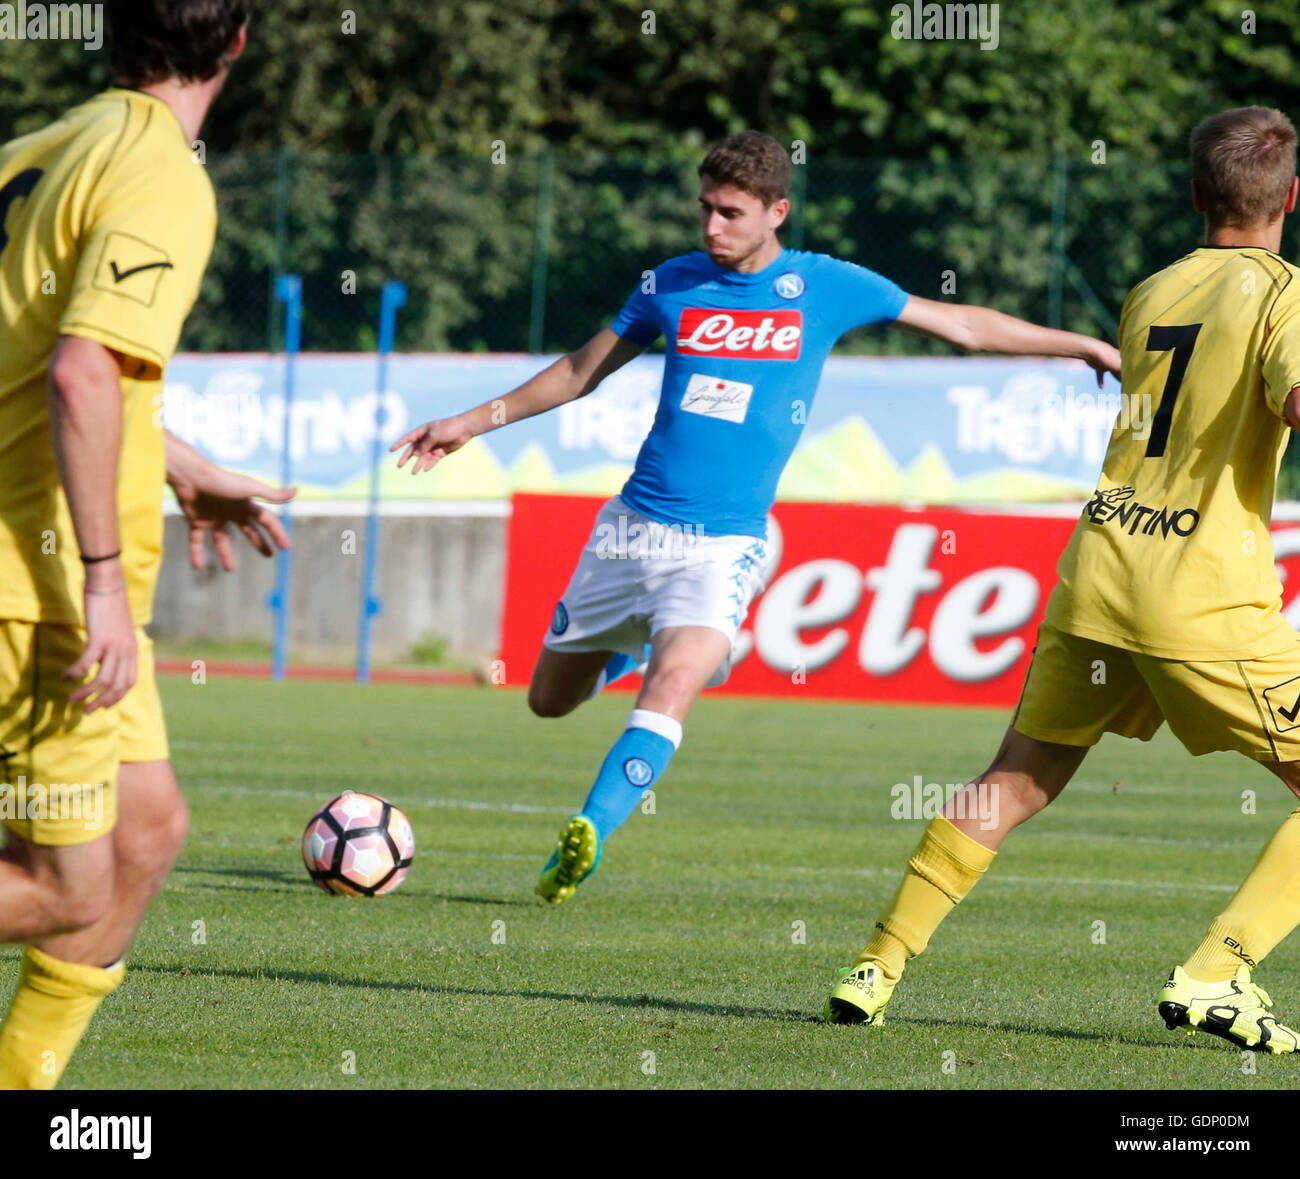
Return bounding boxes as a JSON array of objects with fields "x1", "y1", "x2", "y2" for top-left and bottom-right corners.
[
  {"x1": 825, "y1": 960, "x2": 897, "y2": 1025},
  {"x1": 1158, "y1": 964, "x2": 1300, "y2": 1054},
  {"x1": 535, "y1": 815, "x2": 602, "y2": 905}
]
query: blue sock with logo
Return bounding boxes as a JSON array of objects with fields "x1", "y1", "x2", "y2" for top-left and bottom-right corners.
[{"x1": 579, "y1": 709, "x2": 682, "y2": 840}]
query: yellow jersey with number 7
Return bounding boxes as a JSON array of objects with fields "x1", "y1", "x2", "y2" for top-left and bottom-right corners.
[
  {"x1": 1044, "y1": 245, "x2": 1300, "y2": 660},
  {"x1": 0, "y1": 88, "x2": 216, "y2": 627}
]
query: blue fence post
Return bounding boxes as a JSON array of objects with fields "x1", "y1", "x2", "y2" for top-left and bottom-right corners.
[
  {"x1": 357, "y1": 279, "x2": 407, "y2": 684},
  {"x1": 270, "y1": 274, "x2": 302, "y2": 681}
]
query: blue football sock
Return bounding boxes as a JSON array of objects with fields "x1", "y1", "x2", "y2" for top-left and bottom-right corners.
[{"x1": 579, "y1": 709, "x2": 682, "y2": 839}]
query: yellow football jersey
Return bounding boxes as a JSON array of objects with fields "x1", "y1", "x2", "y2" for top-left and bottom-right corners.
[
  {"x1": 1045, "y1": 245, "x2": 1300, "y2": 660},
  {"x1": 0, "y1": 88, "x2": 216, "y2": 627}
]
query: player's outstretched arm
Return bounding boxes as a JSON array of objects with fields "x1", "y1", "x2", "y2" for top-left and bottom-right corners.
[
  {"x1": 893, "y1": 295, "x2": 1121, "y2": 387},
  {"x1": 391, "y1": 327, "x2": 647, "y2": 474},
  {"x1": 47, "y1": 334, "x2": 137, "y2": 712},
  {"x1": 164, "y1": 431, "x2": 295, "y2": 572}
]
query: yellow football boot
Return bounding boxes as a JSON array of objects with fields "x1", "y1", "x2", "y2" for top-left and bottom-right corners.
[
  {"x1": 825, "y1": 960, "x2": 897, "y2": 1025},
  {"x1": 535, "y1": 815, "x2": 602, "y2": 905},
  {"x1": 1158, "y1": 964, "x2": 1299, "y2": 1054}
]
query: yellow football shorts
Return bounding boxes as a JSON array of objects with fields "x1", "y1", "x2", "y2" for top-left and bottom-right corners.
[
  {"x1": 120, "y1": 628, "x2": 169, "y2": 765},
  {"x1": 0, "y1": 620, "x2": 168, "y2": 847},
  {"x1": 1013, "y1": 623, "x2": 1300, "y2": 762}
]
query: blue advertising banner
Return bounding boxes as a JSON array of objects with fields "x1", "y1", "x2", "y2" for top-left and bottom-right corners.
[{"x1": 163, "y1": 352, "x2": 1122, "y2": 505}]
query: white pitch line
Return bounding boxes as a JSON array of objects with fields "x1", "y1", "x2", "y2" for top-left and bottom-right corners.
[
  {"x1": 188, "y1": 781, "x2": 569, "y2": 815},
  {"x1": 184, "y1": 782, "x2": 1262, "y2": 850},
  {"x1": 172, "y1": 739, "x2": 346, "y2": 756},
  {"x1": 176, "y1": 828, "x2": 1239, "y2": 895},
  {"x1": 1027, "y1": 829, "x2": 1258, "y2": 851},
  {"x1": 172, "y1": 750, "x2": 1254, "y2": 801},
  {"x1": 728, "y1": 862, "x2": 1237, "y2": 895}
]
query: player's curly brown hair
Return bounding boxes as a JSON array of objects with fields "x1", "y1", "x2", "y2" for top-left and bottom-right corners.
[
  {"x1": 698, "y1": 131, "x2": 793, "y2": 208},
  {"x1": 1190, "y1": 107, "x2": 1297, "y2": 230},
  {"x1": 106, "y1": 0, "x2": 251, "y2": 87}
]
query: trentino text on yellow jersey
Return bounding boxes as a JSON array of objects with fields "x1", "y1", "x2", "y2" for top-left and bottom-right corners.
[
  {"x1": 1045, "y1": 245, "x2": 1300, "y2": 660},
  {"x1": 0, "y1": 88, "x2": 216, "y2": 627}
]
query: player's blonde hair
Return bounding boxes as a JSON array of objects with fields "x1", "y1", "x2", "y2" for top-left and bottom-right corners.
[{"x1": 1190, "y1": 106, "x2": 1297, "y2": 229}]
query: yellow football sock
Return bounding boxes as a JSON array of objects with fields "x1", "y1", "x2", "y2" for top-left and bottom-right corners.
[
  {"x1": 855, "y1": 815, "x2": 997, "y2": 984},
  {"x1": 1184, "y1": 808, "x2": 1300, "y2": 983},
  {"x1": 0, "y1": 946, "x2": 125, "y2": 1090}
]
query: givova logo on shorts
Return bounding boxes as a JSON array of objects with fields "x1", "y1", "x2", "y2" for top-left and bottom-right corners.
[{"x1": 1263, "y1": 675, "x2": 1300, "y2": 734}]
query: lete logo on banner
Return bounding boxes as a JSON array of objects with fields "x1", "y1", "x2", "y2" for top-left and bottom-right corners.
[{"x1": 499, "y1": 495, "x2": 1300, "y2": 708}]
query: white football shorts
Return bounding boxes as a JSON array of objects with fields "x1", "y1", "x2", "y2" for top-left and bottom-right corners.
[{"x1": 542, "y1": 496, "x2": 771, "y2": 682}]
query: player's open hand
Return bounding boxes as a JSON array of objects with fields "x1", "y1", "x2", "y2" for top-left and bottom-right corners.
[
  {"x1": 390, "y1": 416, "x2": 473, "y2": 475},
  {"x1": 68, "y1": 564, "x2": 137, "y2": 713},
  {"x1": 1086, "y1": 340, "x2": 1122, "y2": 387},
  {"x1": 171, "y1": 465, "x2": 296, "y2": 573}
]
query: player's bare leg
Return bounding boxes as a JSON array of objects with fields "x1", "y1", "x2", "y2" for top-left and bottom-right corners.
[
  {"x1": 1157, "y1": 756, "x2": 1300, "y2": 1053},
  {"x1": 0, "y1": 833, "x2": 114, "y2": 942},
  {"x1": 942, "y1": 725, "x2": 1089, "y2": 850},
  {"x1": 527, "y1": 646, "x2": 615, "y2": 718},
  {"x1": 535, "y1": 625, "x2": 731, "y2": 903},
  {"x1": 827, "y1": 727, "x2": 1088, "y2": 1023},
  {"x1": 0, "y1": 761, "x2": 188, "y2": 1088},
  {"x1": 36, "y1": 760, "x2": 188, "y2": 967},
  {"x1": 635, "y1": 625, "x2": 733, "y2": 723},
  {"x1": 0, "y1": 831, "x2": 121, "y2": 1088},
  {"x1": 1263, "y1": 757, "x2": 1300, "y2": 802}
]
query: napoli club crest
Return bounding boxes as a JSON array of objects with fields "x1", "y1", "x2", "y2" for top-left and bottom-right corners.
[
  {"x1": 550, "y1": 601, "x2": 569, "y2": 635},
  {"x1": 623, "y1": 757, "x2": 654, "y2": 787},
  {"x1": 773, "y1": 272, "x2": 804, "y2": 299}
]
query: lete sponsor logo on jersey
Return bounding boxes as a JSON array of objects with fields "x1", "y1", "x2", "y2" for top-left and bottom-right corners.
[{"x1": 675, "y1": 308, "x2": 802, "y2": 359}]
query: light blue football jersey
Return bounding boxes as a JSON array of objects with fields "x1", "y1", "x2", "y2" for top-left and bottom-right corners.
[{"x1": 609, "y1": 247, "x2": 908, "y2": 537}]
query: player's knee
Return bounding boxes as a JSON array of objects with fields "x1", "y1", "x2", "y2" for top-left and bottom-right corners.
[
  {"x1": 120, "y1": 797, "x2": 190, "y2": 883},
  {"x1": 4, "y1": 839, "x2": 114, "y2": 937},
  {"x1": 527, "y1": 670, "x2": 590, "y2": 712},
  {"x1": 978, "y1": 769, "x2": 1048, "y2": 822},
  {"x1": 158, "y1": 797, "x2": 190, "y2": 868},
  {"x1": 36, "y1": 871, "x2": 113, "y2": 936},
  {"x1": 642, "y1": 662, "x2": 698, "y2": 707},
  {"x1": 527, "y1": 679, "x2": 581, "y2": 718},
  {"x1": 58, "y1": 887, "x2": 112, "y2": 933}
]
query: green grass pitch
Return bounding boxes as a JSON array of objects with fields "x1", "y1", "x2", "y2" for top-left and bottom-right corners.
[{"x1": 7, "y1": 673, "x2": 1300, "y2": 1090}]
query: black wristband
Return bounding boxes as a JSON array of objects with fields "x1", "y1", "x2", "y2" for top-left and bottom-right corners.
[{"x1": 80, "y1": 550, "x2": 122, "y2": 565}]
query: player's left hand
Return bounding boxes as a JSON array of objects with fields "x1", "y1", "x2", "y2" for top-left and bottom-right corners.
[
  {"x1": 1086, "y1": 340, "x2": 1122, "y2": 387},
  {"x1": 169, "y1": 465, "x2": 296, "y2": 572}
]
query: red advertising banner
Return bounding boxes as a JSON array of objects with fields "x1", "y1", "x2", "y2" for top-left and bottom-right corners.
[{"x1": 499, "y1": 494, "x2": 1300, "y2": 707}]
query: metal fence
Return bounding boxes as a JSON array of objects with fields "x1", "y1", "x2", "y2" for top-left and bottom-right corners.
[{"x1": 187, "y1": 150, "x2": 1300, "y2": 486}]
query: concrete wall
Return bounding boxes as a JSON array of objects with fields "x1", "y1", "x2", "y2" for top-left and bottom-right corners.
[{"x1": 151, "y1": 513, "x2": 508, "y2": 661}]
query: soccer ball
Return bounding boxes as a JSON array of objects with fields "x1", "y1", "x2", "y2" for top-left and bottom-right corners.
[{"x1": 302, "y1": 791, "x2": 415, "y2": 896}]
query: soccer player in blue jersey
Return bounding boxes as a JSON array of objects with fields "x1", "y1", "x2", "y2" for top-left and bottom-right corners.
[{"x1": 393, "y1": 131, "x2": 1120, "y2": 904}]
